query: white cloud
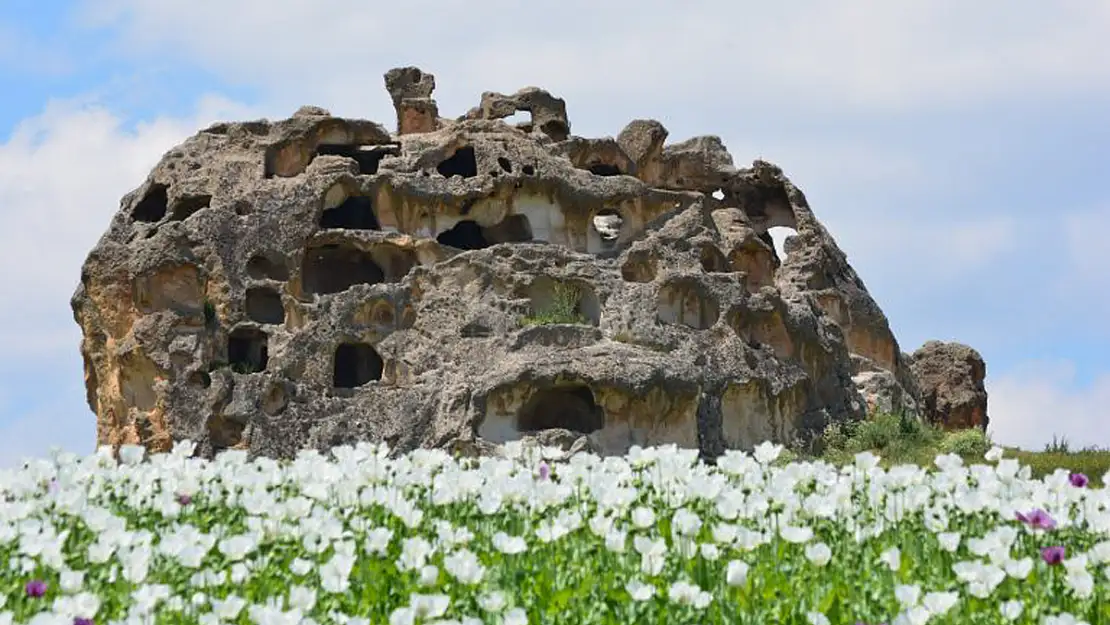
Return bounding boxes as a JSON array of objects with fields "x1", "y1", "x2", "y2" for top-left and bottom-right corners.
[
  {"x1": 71, "y1": 1, "x2": 1110, "y2": 115},
  {"x1": 0, "y1": 93, "x2": 265, "y2": 469},
  {"x1": 987, "y1": 361, "x2": 1110, "y2": 451},
  {"x1": 0, "y1": 93, "x2": 258, "y2": 361}
]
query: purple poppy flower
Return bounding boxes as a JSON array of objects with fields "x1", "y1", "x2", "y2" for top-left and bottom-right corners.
[
  {"x1": 25, "y1": 579, "x2": 47, "y2": 597},
  {"x1": 1069, "y1": 472, "x2": 1089, "y2": 488},
  {"x1": 177, "y1": 492, "x2": 192, "y2": 506},
  {"x1": 538, "y1": 462, "x2": 550, "y2": 480},
  {"x1": 1016, "y1": 508, "x2": 1057, "y2": 530},
  {"x1": 74, "y1": 618, "x2": 94, "y2": 625},
  {"x1": 1041, "y1": 545, "x2": 1066, "y2": 565}
]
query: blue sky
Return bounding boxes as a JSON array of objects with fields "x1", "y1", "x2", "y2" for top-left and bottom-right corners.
[{"x1": 1, "y1": 1, "x2": 1108, "y2": 468}]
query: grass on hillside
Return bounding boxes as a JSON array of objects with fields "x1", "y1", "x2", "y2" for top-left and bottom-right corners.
[{"x1": 791, "y1": 411, "x2": 1110, "y2": 486}]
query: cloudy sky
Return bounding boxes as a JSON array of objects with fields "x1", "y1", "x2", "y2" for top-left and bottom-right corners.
[{"x1": 0, "y1": 1, "x2": 1107, "y2": 467}]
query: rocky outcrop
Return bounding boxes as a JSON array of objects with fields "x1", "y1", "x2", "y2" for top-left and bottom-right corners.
[
  {"x1": 71, "y1": 66, "x2": 976, "y2": 462},
  {"x1": 910, "y1": 341, "x2": 989, "y2": 430}
]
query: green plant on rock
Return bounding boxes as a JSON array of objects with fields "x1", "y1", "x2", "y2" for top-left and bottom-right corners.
[
  {"x1": 938, "y1": 427, "x2": 992, "y2": 457},
  {"x1": 203, "y1": 298, "x2": 218, "y2": 327},
  {"x1": 521, "y1": 282, "x2": 588, "y2": 326}
]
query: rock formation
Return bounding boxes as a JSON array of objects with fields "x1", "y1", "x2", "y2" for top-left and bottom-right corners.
[
  {"x1": 910, "y1": 341, "x2": 989, "y2": 430},
  {"x1": 71, "y1": 66, "x2": 986, "y2": 461}
]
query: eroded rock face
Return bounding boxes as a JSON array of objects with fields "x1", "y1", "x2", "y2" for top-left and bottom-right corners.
[
  {"x1": 72, "y1": 66, "x2": 980, "y2": 462},
  {"x1": 910, "y1": 341, "x2": 989, "y2": 430}
]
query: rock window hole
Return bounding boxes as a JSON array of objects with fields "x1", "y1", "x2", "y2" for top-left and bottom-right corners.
[
  {"x1": 516, "y1": 384, "x2": 604, "y2": 434},
  {"x1": 245, "y1": 287, "x2": 284, "y2": 324},
  {"x1": 228, "y1": 327, "x2": 268, "y2": 373},
  {"x1": 132, "y1": 184, "x2": 168, "y2": 223},
  {"x1": 501, "y1": 110, "x2": 532, "y2": 129},
  {"x1": 320, "y1": 195, "x2": 380, "y2": 230},
  {"x1": 247, "y1": 253, "x2": 290, "y2": 281},
  {"x1": 315, "y1": 143, "x2": 400, "y2": 175},
  {"x1": 436, "y1": 146, "x2": 478, "y2": 178},
  {"x1": 591, "y1": 208, "x2": 624, "y2": 251},
  {"x1": 302, "y1": 243, "x2": 385, "y2": 296},
  {"x1": 170, "y1": 194, "x2": 212, "y2": 221},
  {"x1": 497, "y1": 157, "x2": 513, "y2": 173},
  {"x1": 767, "y1": 226, "x2": 798, "y2": 263},
  {"x1": 333, "y1": 342, "x2": 383, "y2": 389},
  {"x1": 521, "y1": 165, "x2": 536, "y2": 176}
]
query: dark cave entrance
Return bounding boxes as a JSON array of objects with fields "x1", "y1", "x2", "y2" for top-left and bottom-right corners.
[
  {"x1": 436, "y1": 146, "x2": 478, "y2": 178},
  {"x1": 302, "y1": 243, "x2": 385, "y2": 295},
  {"x1": 320, "y1": 195, "x2": 380, "y2": 230},
  {"x1": 333, "y1": 342, "x2": 384, "y2": 388},
  {"x1": 315, "y1": 143, "x2": 400, "y2": 175},
  {"x1": 228, "y1": 327, "x2": 269, "y2": 373},
  {"x1": 436, "y1": 220, "x2": 489, "y2": 250},
  {"x1": 516, "y1": 384, "x2": 604, "y2": 434}
]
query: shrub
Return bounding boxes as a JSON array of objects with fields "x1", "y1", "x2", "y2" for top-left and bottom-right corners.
[
  {"x1": 521, "y1": 282, "x2": 587, "y2": 326},
  {"x1": 938, "y1": 427, "x2": 992, "y2": 458}
]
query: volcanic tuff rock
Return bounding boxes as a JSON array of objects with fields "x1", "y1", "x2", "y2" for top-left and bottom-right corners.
[
  {"x1": 910, "y1": 341, "x2": 989, "y2": 430},
  {"x1": 71, "y1": 66, "x2": 987, "y2": 462}
]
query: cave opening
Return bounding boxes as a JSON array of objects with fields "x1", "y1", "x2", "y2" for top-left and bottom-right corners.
[
  {"x1": 320, "y1": 195, "x2": 380, "y2": 230},
  {"x1": 315, "y1": 143, "x2": 400, "y2": 175},
  {"x1": 170, "y1": 194, "x2": 212, "y2": 221},
  {"x1": 132, "y1": 184, "x2": 168, "y2": 223},
  {"x1": 247, "y1": 252, "x2": 290, "y2": 281},
  {"x1": 333, "y1": 342, "x2": 384, "y2": 388},
  {"x1": 436, "y1": 220, "x2": 489, "y2": 251},
  {"x1": 245, "y1": 287, "x2": 285, "y2": 324},
  {"x1": 587, "y1": 163, "x2": 623, "y2": 177},
  {"x1": 228, "y1": 327, "x2": 269, "y2": 373},
  {"x1": 302, "y1": 243, "x2": 385, "y2": 295},
  {"x1": 436, "y1": 146, "x2": 478, "y2": 178},
  {"x1": 516, "y1": 384, "x2": 604, "y2": 434}
]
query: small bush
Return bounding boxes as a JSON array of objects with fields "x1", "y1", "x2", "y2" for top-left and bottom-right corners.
[
  {"x1": 521, "y1": 282, "x2": 587, "y2": 326},
  {"x1": 938, "y1": 427, "x2": 992, "y2": 458}
]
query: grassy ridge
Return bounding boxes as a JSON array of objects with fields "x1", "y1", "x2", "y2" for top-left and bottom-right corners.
[{"x1": 792, "y1": 412, "x2": 1110, "y2": 486}]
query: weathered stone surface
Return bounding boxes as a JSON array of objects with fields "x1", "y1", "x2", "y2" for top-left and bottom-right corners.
[
  {"x1": 72, "y1": 66, "x2": 985, "y2": 462},
  {"x1": 910, "y1": 341, "x2": 989, "y2": 430}
]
